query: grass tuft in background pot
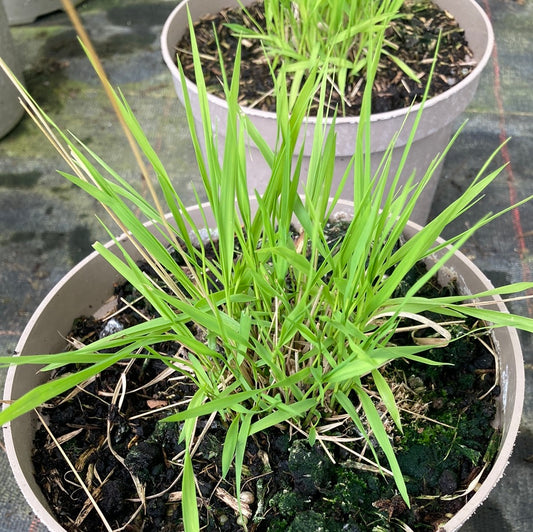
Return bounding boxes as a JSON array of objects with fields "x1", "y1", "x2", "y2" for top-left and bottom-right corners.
[
  {"x1": 227, "y1": 0, "x2": 420, "y2": 107},
  {"x1": 0, "y1": 2, "x2": 532, "y2": 530}
]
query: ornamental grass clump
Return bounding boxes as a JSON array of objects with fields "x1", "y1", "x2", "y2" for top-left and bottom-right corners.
[
  {"x1": 227, "y1": 0, "x2": 419, "y2": 105},
  {"x1": 1, "y1": 4, "x2": 532, "y2": 531}
]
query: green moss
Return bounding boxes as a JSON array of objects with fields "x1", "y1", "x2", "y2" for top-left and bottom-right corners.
[
  {"x1": 327, "y1": 469, "x2": 385, "y2": 514},
  {"x1": 287, "y1": 511, "x2": 327, "y2": 531},
  {"x1": 148, "y1": 419, "x2": 183, "y2": 456},
  {"x1": 288, "y1": 440, "x2": 335, "y2": 495},
  {"x1": 269, "y1": 490, "x2": 306, "y2": 517},
  {"x1": 398, "y1": 443, "x2": 438, "y2": 492},
  {"x1": 455, "y1": 401, "x2": 497, "y2": 452}
]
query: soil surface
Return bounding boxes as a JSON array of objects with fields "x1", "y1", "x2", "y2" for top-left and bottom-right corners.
[
  {"x1": 32, "y1": 226, "x2": 500, "y2": 531},
  {"x1": 175, "y1": 0, "x2": 475, "y2": 116}
]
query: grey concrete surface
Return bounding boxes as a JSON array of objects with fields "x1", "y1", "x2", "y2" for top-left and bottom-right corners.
[{"x1": 0, "y1": 0, "x2": 531, "y2": 530}]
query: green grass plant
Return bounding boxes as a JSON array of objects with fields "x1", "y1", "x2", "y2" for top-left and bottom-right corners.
[
  {"x1": 227, "y1": 0, "x2": 419, "y2": 106},
  {"x1": 1, "y1": 5, "x2": 532, "y2": 530}
]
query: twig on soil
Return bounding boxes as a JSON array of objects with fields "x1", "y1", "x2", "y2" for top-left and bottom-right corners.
[
  {"x1": 215, "y1": 487, "x2": 252, "y2": 519},
  {"x1": 116, "y1": 296, "x2": 152, "y2": 323},
  {"x1": 34, "y1": 409, "x2": 114, "y2": 532},
  {"x1": 286, "y1": 419, "x2": 336, "y2": 463},
  {"x1": 44, "y1": 427, "x2": 83, "y2": 451},
  {"x1": 106, "y1": 359, "x2": 147, "y2": 512},
  {"x1": 247, "y1": 86, "x2": 275, "y2": 109},
  {"x1": 73, "y1": 468, "x2": 116, "y2": 529},
  {"x1": 251, "y1": 449, "x2": 272, "y2": 524},
  {"x1": 475, "y1": 334, "x2": 500, "y2": 400},
  {"x1": 128, "y1": 396, "x2": 192, "y2": 420},
  {"x1": 56, "y1": 376, "x2": 99, "y2": 405}
]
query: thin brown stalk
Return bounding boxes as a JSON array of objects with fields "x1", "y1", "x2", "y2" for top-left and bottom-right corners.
[
  {"x1": 0, "y1": 54, "x2": 187, "y2": 302},
  {"x1": 128, "y1": 397, "x2": 192, "y2": 421},
  {"x1": 58, "y1": 0, "x2": 213, "y2": 304},
  {"x1": 58, "y1": 0, "x2": 169, "y2": 238},
  {"x1": 460, "y1": 294, "x2": 533, "y2": 308}
]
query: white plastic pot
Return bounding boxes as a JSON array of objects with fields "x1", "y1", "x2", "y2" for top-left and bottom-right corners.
[
  {"x1": 2, "y1": 198, "x2": 525, "y2": 531},
  {"x1": 0, "y1": 1, "x2": 24, "y2": 138},
  {"x1": 2, "y1": 0, "x2": 85, "y2": 26},
  {"x1": 161, "y1": 0, "x2": 494, "y2": 225}
]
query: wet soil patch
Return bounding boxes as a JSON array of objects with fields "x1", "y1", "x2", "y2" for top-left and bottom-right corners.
[
  {"x1": 0, "y1": 170, "x2": 42, "y2": 189},
  {"x1": 175, "y1": 0, "x2": 475, "y2": 116},
  {"x1": 22, "y1": 56, "x2": 73, "y2": 113},
  {"x1": 32, "y1": 227, "x2": 499, "y2": 531}
]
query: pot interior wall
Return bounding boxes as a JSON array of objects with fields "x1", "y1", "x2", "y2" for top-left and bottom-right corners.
[
  {"x1": 5, "y1": 250, "x2": 131, "y2": 530},
  {"x1": 2, "y1": 0, "x2": 85, "y2": 26}
]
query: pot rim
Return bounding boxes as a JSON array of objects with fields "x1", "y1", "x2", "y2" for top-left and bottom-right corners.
[{"x1": 160, "y1": 0, "x2": 494, "y2": 126}]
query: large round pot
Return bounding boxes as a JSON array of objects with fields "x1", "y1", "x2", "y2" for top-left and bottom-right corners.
[
  {"x1": 161, "y1": 0, "x2": 494, "y2": 225},
  {"x1": 0, "y1": 1, "x2": 24, "y2": 138},
  {"x1": 2, "y1": 0, "x2": 85, "y2": 26},
  {"x1": 3, "y1": 199, "x2": 524, "y2": 531}
]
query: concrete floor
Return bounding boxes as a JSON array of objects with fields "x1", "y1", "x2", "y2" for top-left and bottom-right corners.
[{"x1": 0, "y1": 0, "x2": 531, "y2": 530}]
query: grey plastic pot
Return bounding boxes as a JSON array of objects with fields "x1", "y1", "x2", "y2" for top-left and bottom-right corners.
[
  {"x1": 0, "y1": 1, "x2": 24, "y2": 138},
  {"x1": 161, "y1": 0, "x2": 494, "y2": 225},
  {"x1": 2, "y1": 198, "x2": 525, "y2": 531},
  {"x1": 2, "y1": 0, "x2": 84, "y2": 26}
]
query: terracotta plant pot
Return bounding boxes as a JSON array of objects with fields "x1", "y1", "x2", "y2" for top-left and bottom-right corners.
[
  {"x1": 161, "y1": 0, "x2": 494, "y2": 225},
  {"x1": 2, "y1": 0, "x2": 85, "y2": 26},
  {"x1": 0, "y1": 1, "x2": 24, "y2": 138},
  {"x1": 2, "y1": 199, "x2": 525, "y2": 531}
]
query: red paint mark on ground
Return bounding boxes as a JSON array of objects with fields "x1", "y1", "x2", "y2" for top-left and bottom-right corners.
[
  {"x1": 482, "y1": 0, "x2": 532, "y2": 315},
  {"x1": 28, "y1": 516, "x2": 41, "y2": 532}
]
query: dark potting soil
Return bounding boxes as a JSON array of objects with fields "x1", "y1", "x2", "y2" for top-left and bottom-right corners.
[
  {"x1": 32, "y1": 224, "x2": 499, "y2": 531},
  {"x1": 175, "y1": 0, "x2": 475, "y2": 116}
]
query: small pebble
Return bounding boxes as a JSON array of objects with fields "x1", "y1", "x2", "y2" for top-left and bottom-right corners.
[
  {"x1": 236, "y1": 515, "x2": 248, "y2": 526},
  {"x1": 99, "y1": 318, "x2": 124, "y2": 339},
  {"x1": 240, "y1": 490, "x2": 255, "y2": 504},
  {"x1": 192, "y1": 227, "x2": 219, "y2": 245}
]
